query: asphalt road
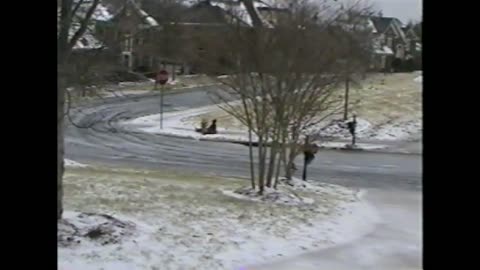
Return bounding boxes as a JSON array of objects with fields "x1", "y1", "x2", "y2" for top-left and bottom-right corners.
[{"x1": 65, "y1": 87, "x2": 422, "y2": 269}]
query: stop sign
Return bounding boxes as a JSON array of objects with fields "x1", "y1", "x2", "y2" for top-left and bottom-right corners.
[{"x1": 156, "y1": 70, "x2": 169, "y2": 85}]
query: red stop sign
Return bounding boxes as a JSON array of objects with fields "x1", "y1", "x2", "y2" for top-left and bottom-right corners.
[{"x1": 156, "y1": 70, "x2": 169, "y2": 85}]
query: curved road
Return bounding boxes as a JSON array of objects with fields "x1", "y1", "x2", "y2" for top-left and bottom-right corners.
[{"x1": 65, "y1": 87, "x2": 422, "y2": 269}]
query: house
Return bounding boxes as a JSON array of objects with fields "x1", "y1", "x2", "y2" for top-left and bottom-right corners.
[
  {"x1": 166, "y1": 0, "x2": 281, "y2": 74},
  {"x1": 368, "y1": 16, "x2": 421, "y2": 71},
  {"x1": 91, "y1": 0, "x2": 161, "y2": 72},
  {"x1": 402, "y1": 23, "x2": 422, "y2": 70}
]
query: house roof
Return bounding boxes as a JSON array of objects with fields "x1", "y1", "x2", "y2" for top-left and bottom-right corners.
[
  {"x1": 184, "y1": 0, "x2": 273, "y2": 27},
  {"x1": 58, "y1": 2, "x2": 105, "y2": 50},
  {"x1": 370, "y1": 16, "x2": 395, "y2": 33},
  {"x1": 370, "y1": 16, "x2": 407, "y2": 44},
  {"x1": 72, "y1": 29, "x2": 104, "y2": 50},
  {"x1": 112, "y1": 0, "x2": 159, "y2": 27},
  {"x1": 370, "y1": 16, "x2": 405, "y2": 33},
  {"x1": 182, "y1": 1, "x2": 231, "y2": 24}
]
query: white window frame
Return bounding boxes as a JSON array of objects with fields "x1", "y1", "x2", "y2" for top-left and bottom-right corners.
[{"x1": 124, "y1": 33, "x2": 133, "y2": 52}]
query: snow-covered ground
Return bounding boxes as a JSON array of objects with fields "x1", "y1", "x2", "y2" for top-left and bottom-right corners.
[
  {"x1": 59, "y1": 170, "x2": 380, "y2": 270},
  {"x1": 414, "y1": 75, "x2": 422, "y2": 83},
  {"x1": 136, "y1": 72, "x2": 421, "y2": 145},
  {"x1": 120, "y1": 101, "x2": 416, "y2": 149},
  {"x1": 314, "y1": 118, "x2": 422, "y2": 142},
  {"x1": 121, "y1": 102, "x2": 262, "y2": 144},
  {"x1": 65, "y1": 159, "x2": 88, "y2": 168}
]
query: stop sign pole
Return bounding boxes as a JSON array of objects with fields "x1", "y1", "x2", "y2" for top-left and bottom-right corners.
[{"x1": 156, "y1": 70, "x2": 169, "y2": 129}]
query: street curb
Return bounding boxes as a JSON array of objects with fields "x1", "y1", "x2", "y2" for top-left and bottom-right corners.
[{"x1": 118, "y1": 125, "x2": 421, "y2": 155}]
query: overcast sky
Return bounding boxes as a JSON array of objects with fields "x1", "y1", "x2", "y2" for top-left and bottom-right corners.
[{"x1": 371, "y1": 0, "x2": 422, "y2": 22}]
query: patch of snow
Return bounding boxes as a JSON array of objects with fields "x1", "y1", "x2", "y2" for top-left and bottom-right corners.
[
  {"x1": 370, "y1": 119, "x2": 422, "y2": 141},
  {"x1": 59, "y1": 177, "x2": 380, "y2": 270},
  {"x1": 321, "y1": 142, "x2": 386, "y2": 150},
  {"x1": 92, "y1": 4, "x2": 113, "y2": 21},
  {"x1": 121, "y1": 104, "x2": 393, "y2": 148},
  {"x1": 383, "y1": 46, "x2": 394, "y2": 55},
  {"x1": 122, "y1": 101, "x2": 250, "y2": 142},
  {"x1": 168, "y1": 79, "x2": 179, "y2": 86},
  {"x1": 144, "y1": 16, "x2": 159, "y2": 27},
  {"x1": 316, "y1": 118, "x2": 372, "y2": 140},
  {"x1": 222, "y1": 186, "x2": 314, "y2": 206},
  {"x1": 315, "y1": 117, "x2": 421, "y2": 142},
  {"x1": 211, "y1": 0, "x2": 273, "y2": 27},
  {"x1": 414, "y1": 75, "x2": 422, "y2": 83},
  {"x1": 65, "y1": 159, "x2": 88, "y2": 168},
  {"x1": 416, "y1": 42, "x2": 422, "y2": 51},
  {"x1": 68, "y1": 23, "x2": 103, "y2": 50}
]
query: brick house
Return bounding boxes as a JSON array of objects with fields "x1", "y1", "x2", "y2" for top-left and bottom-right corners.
[
  {"x1": 369, "y1": 16, "x2": 421, "y2": 71},
  {"x1": 402, "y1": 24, "x2": 422, "y2": 70},
  {"x1": 93, "y1": 0, "x2": 160, "y2": 72}
]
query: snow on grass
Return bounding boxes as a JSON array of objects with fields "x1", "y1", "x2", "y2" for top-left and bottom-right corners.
[
  {"x1": 315, "y1": 118, "x2": 372, "y2": 139},
  {"x1": 122, "y1": 109, "x2": 389, "y2": 150},
  {"x1": 222, "y1": 186, "x2": 315, "y2": 206},
  {"x1": 414, "y1": 75, "x2": 422, "y2": 83},
  {"x1": 121, "y1": 72, "x2": 422, "y2": 145},
  {"x1": 60, "y1": 169, "x2": 380, "y2": 270},
  {"x1": 65, "y1": 159, "x2": 88, "y2": 168},
  {"x1": 122, "y1": 101, "x2": 252, "y2": 142},
  {"x1": 314, "y1": 118, "x2": 422, "y2": 142},
  {"x1": 371, "y1": 119, "x2": 422, "y2": 141}
]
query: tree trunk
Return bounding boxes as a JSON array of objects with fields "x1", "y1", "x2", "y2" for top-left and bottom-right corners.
[
  {"x1": 57, "y1": 81, "x2": 65, "y2": 220},
  {"x1": 248, "y1": 126, "x2": 255, "y2": 190},
  {"x1": 257, "y1": 137, "x2": 266, "y2": 195},
  {"x1": 265, "y1": 143, "x2": 277, "y2": 188},
  {"x1": 273, "y1": 146, "x2": 283, "y2": 189},
  {"x1": 302, "y1": 153, "x2": 308, "y2": 181},
  {"x1": 343, "y1": 76, "x2": 350, "y2": 121},
  {"x1": 266, "y1": 127, "x2": 280, "y2": 187}
]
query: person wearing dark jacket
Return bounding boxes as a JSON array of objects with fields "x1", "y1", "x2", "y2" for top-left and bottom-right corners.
[
  {"x1": 347, "y1": 114, "x2": 357, "y2": 146},
  {"x1": 204, "y1": 119, "x2": 217, "y2": 135}
]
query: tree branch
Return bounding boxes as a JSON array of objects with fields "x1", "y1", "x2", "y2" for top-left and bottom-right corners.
[{"x1": 68, "y1": 0, "x2": 100, "y2": 51}]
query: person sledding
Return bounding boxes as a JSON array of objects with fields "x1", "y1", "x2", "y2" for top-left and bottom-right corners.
[{"x1": 195, "y1": 119, "x2": 217, "y2": 135}]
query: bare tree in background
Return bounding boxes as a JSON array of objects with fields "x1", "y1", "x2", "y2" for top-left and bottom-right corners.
[
  {"x1": 335, "y1": 0, "x2": 375, "y2": 120},
  {"x1": 195, "y1": 0, "x2": 372, "y2": 191},
  {"x1": 142, "y1": 0, "x2": 190, "y2": 77}
]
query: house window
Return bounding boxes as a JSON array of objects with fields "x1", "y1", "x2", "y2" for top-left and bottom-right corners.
[
  {"x1": 124, "y1": 34, "x2": 133, "y2": 52},
  {"x1": 387, "y1": 37, "x2": 393, "y2": 48}
]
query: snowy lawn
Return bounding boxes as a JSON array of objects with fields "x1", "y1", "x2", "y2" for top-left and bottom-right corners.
[
  {"x1": 120, "y1": 103, "x2": 388, "y2": 150},
  {"x1": 65, "y1": 159, "x2": 88, "y2": 168},
  {"x1": 178, "y1": 72, "x2": 422, "y2": 142},
  {"x1": 59, "y1": 167, "x2": 379, "y2": 270}
]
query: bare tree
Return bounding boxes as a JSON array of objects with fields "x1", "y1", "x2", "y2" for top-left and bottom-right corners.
[
  {"x1": 334, "y1": 0, "x2": 375, "y2": 120},
  {"x1": 58, "y1": 0, "x2": 101, "y2": 220},
  {"x1": 196, "y1": 0, "x2": 371, "y2": 191}
]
